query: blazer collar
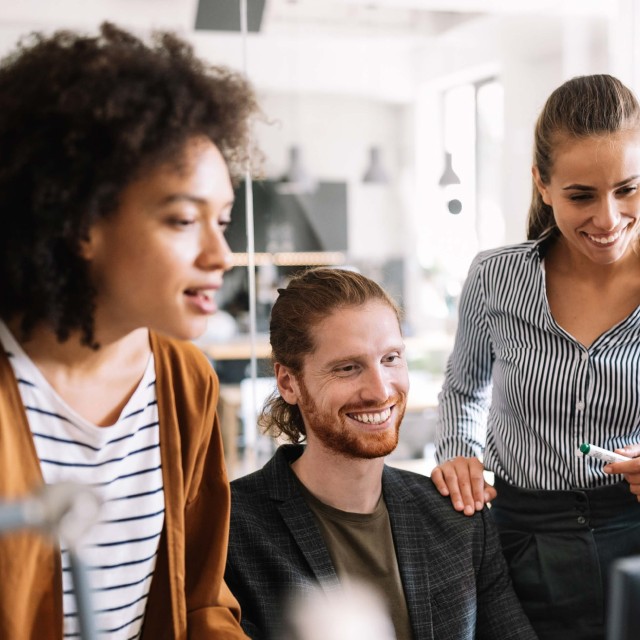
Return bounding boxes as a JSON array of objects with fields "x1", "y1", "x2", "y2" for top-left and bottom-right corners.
[
  {"x1": 262, "y1": 443, "x2": 305, "y2": 501},
  {"x1": 263, "y1": 447, "x2": 435, "y2": 639},
  {"x1": 263, "y1": 444, "x2": 340, "y2": 590}
]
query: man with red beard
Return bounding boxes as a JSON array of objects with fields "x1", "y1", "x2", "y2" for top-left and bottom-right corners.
[{"x1": 224, "y1": 268, "x2": 536, "y2": 640}]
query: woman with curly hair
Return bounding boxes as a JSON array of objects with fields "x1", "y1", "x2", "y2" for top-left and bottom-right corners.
[{"x1": 0, "y1": 22, "x2": 259, "y2": 639}]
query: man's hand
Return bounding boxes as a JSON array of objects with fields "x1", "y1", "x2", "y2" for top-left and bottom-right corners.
[
  {"x1": 604, "y1": 444, "x2": 640, "y2": 499},
  {"x1": 431, "y1": 456, "x2": 497, "y2": 516}
]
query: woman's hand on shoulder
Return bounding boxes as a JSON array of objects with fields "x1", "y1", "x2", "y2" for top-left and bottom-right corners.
[
  {"x1": 604, "y1": 444, "x2": 640, "y2": 499},
  {"x1": 430, "y1": 456, "x2": 497, "y2": 516}
]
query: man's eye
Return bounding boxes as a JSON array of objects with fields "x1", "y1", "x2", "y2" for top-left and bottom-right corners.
[{"x1": 336, "y1": 364, "x2": 357, "y2": 374}]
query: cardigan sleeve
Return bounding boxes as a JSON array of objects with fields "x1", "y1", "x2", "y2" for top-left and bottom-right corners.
[
  {"x1": 183, "y1": 406, "x2": 247, "y2": 638},
  {"x1": 150, "y1": 334, "x2": 248, "y2": 639}
]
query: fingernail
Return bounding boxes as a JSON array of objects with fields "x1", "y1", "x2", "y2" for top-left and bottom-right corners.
[{"x1": 475, "y1": 501, "x2": 483, "y2": 511}]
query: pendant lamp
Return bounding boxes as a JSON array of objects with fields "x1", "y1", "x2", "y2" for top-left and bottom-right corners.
[
  {"x1": 362, "y1": 146, "x2": 389, "y2": 184},
  {"x1": 439, "y1": 151, "x2": 462, "y2": 214},
  {"x1": 438, "y1": 151, "x2": 460, "y2": 186},
  {"x1": 278, "y1": 145, "x2": 316, "y2": 194}
]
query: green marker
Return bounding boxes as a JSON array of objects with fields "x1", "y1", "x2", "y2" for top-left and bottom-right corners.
[{"x1": 579, "y1": 443, "x2": 628, "y2": 463}]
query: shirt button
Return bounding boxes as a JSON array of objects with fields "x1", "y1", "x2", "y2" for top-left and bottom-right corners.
[
  {"x1": 577, "y1": 516, "x2": 586, "y2": 525},
  {"x1": 581, "y1": 352, "x2": 588, "y2": 362},
  {"x1": 576, "y1": 401, "x2": 585, "y2": 411}
]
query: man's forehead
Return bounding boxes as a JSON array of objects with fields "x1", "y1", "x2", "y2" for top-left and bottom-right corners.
[
  {"x1": 305, "y1": 303, "x2": 402, "y2": 359},
  {"x1": 315, "y1": 301, "x2": 398, "y2": 326}
]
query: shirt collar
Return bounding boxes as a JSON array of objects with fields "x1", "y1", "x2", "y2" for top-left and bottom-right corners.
[{"x1": 527, "y1": 230, "x2": 556, "y2": 261}]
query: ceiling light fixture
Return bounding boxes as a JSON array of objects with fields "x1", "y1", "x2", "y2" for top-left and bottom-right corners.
[
  {"x1": 278, "y1": 145, "x2": 316, "y2": 194},
  {"x1": 362, "y1": 146, "x2": 389, "y2": 184},
  {"x1": 438, "y1": 151, "x2": 460, "y2": 187},
  {"x1": 439, "y1": 151, "x2": 462, "y2": 214}
]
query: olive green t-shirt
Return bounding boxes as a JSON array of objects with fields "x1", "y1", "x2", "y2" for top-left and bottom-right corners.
[{"x1": 298, "y1": 481, "x2": 413, "y2": 640}]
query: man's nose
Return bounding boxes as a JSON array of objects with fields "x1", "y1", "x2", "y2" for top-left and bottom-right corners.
[{"x1": 360, "y1": 366, "x2": 392, "y2": 403}]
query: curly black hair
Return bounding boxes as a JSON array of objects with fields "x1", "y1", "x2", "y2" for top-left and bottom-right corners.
[{"x1": 0, "y1": 22, "x2": 260, "y2": 346}]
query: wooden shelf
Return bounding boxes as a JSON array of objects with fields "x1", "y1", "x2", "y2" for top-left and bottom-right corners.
[
  {"x1": 230, "y1": 251, "x2": 347, "y2": 267},
  {"x1": 199, "y1": 332, "x2": 453, "y2": 363},
  {"x1": 200, "y1": 335, "x2": 272, "y2": 361}
]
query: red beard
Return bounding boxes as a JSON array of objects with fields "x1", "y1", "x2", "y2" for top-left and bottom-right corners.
[{"x1": 297, "y1": 378, "x2": 406, "y2": 460}]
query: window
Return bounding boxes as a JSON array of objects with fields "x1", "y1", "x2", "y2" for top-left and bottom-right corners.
[{"x1": 418, "y1": 76, "x2": 504, "y2": 281}]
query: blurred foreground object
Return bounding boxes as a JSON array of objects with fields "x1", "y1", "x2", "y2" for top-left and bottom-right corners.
[
  {"x1": 0, "y1": 483, "x2": 102, "y2": 640},
  {"x1": 285, "y1": 580, "x2": 395, "y2": 640},
  {"x1": 0, "y1": 482, "x2": 101, "y2": 546}
]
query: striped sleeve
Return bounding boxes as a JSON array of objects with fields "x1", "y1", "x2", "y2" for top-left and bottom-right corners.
[{"x1": 436, "y1": 252, "x2": 494, "y2": 461}]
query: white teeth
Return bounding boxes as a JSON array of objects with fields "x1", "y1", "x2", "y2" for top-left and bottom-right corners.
[
  {"x1": 186, "y1": 289, "x2": 213, "y2": 300},
  {"x1": 350, "y1": 408, "x2": 391, "y2": 424},
  {"x1": 588, "y1": 230, "x2": 621, "y2": 244}
]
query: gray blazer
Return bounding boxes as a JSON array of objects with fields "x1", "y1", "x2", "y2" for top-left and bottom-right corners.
[{"x1": 225, "y1": 445, "x2": 537, "y2": 640}]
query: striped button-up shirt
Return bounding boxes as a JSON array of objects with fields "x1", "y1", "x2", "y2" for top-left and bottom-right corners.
[{"x1": 436, "y1": 239, "x2": 640, "y2": 490}]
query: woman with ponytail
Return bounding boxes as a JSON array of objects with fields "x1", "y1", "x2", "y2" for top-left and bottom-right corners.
[{"x1": 433, "y1": 74, "x2": 640, "y2": 640}]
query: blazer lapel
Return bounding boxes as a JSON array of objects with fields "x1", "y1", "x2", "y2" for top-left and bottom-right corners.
[
  {"x1": 383, "y1": 466, "x2": 435, "y2": 640},
  {"x1": 266, "y1": 445, "x2": 340, "y2": 591},
  {"x1": 278, "y1": 497, "x2": 340, "y2": 589}
]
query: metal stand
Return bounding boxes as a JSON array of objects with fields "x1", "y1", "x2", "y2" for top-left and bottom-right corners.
[{"x1": 0, "y1": 483, "x2": 102, "y2": 640}]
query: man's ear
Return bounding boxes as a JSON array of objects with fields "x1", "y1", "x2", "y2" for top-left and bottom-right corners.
[
  {"x1": 532, "y1": 166, "x2": 552, "y2": 206},
  {"x1": 275, "y1": 363, "x2": 300, "y2": 405}
]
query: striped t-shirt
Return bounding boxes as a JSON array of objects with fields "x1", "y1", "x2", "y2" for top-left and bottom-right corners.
[
  {"x1": 436, "y1": 239, "x2": 640, "y2": 490},
  {"x1": 0, "y1": 321, "x2": 165, "y2": 639}
]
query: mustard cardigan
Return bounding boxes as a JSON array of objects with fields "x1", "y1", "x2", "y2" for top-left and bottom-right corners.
[{"x1": 0, "y1": 331, "x2": 247, "y2": 639}]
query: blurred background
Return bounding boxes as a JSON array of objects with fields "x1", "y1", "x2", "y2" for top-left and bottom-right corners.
[{"x1": 1, "y1": 0, "x2": 638, "y2": 475}]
